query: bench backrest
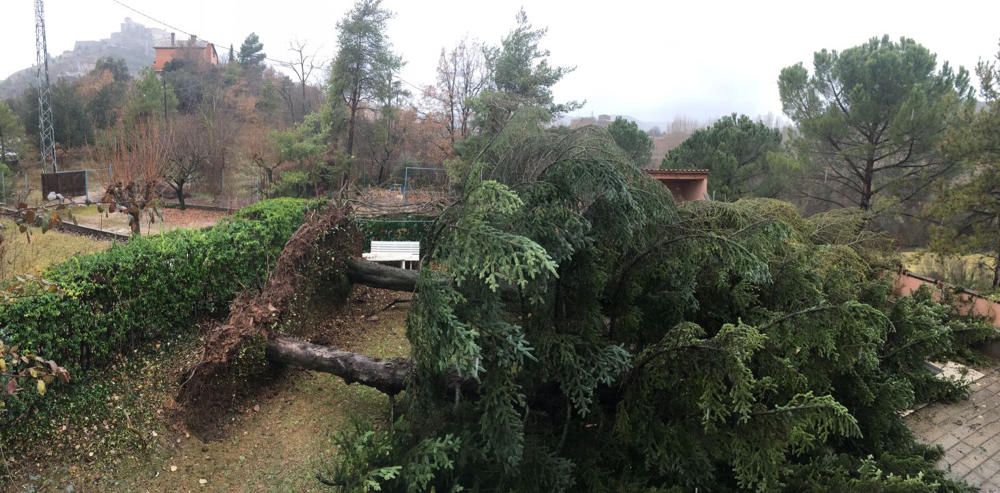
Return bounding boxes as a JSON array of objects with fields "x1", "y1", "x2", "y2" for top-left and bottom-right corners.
[{"x1": 370, "y1": 241, "x2": 420, "y2": 255}]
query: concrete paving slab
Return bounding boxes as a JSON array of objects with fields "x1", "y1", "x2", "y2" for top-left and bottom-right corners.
[{"x1": 907, "y1": 367, "x2": 1000, "y2": 491}]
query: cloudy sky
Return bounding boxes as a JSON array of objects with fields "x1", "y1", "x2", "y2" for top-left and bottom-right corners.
[{"x1": 2, "y1": 0, "x2": 999, "y2": 124}]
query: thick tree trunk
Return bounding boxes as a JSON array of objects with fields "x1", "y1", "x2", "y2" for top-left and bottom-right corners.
[
  {"x1": 860, "y1": 160, "x2": 875, "y2": 211},
  {"x1": 347, "y1": 258, "x2": 418, "y2": 291},
  {"x1": 993, "y1": 251, "x2": 1000, "y2": 289},
  {"x1": 267, "y1": 335, "x2": 412, "y2": 395},
  {"x1": 347, "y1": 95, "x2": 359, "y2": 156},
  {"x1": 172, "y1": 181, "x2": 186, "y2": 210},
  {"x1": 129, "y1": 212, "x2": 141, "y2": 237},
  {"x1": 346, "y1": 258, "x2": 522, "y2": 301},
  {"x1": 264, "y1": 336, "x2": 479, "y2": 399}
]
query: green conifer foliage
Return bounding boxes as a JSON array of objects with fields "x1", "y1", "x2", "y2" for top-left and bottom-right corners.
[{"x1": 330, "y1": 114, "x2": 992, "y2": 492}]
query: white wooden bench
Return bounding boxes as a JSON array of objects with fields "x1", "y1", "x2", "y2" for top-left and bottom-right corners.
[{"x1": 363, "y1": 241, "x2": 421, "y2": 269}]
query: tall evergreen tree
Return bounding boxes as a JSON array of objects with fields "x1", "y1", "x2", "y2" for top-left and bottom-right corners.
[
  {"x1": 472, "y1": 9, "x2": 580, "y2": 136},
  {"x1": 237, "y1": 33, "x2": 267, "y2": 67},
  {"x1": 779, "y1": 36, "x2": 973, "y2": 212},
  {"x1": 607, "y1": 116, "x2": 653, "y2": 166},
  {"x1": 663, "y1": 113, "x2": 791, "y2": 200},
  {"x1": 329, "y1": 0, "x2": 401, "y2": 162},
  {"x1": 93, "y1": 57, "x2": 131, "y2": 82},
  {"x1": 125, "y1": 68, "x2": 178, "y2": 123},
  {"x1": 303, "y1": 119, "x2": 991, "y2": 491}
]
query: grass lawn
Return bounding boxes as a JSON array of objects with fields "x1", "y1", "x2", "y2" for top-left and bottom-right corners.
[
  {"x1": 902, "y1": 250, "x2": 997, "y2": 292},
  {"x1": 0, "y1": 218, "x2": 111, "y2": 281},
  {"x1": 5, "y1": 287, "x2": 410, "y2": 492}
]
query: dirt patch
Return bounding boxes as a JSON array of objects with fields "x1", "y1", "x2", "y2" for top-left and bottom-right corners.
[{"x1": 72, "y1": 205, "x2": 228, "y2": 236}]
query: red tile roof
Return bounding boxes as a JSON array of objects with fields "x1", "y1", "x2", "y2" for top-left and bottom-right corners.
[{"x1": 645, "y1": 169, "x2": 709, "y2": 177}]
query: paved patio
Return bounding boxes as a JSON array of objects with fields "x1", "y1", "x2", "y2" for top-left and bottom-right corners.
[{"x1": 905, "y1": 367, "x2": 1000, "y2": 491}]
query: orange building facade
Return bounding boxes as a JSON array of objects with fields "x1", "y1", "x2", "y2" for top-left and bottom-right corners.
[
  {"x1": 153, "y1": 33, "x2": 219, "y2": 72},
  {"x1": 644, "y1": 169, "x2": 709, "y2": 203}
]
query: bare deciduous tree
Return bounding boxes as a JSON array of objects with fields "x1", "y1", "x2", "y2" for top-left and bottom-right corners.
[
  {"x1": 246, "y1": 125, "x2": 282, "y2": 198},
  {"x1": 104, "y1": 123, "x2": 169, "y2": 236},
  {"x1": 283, "y1": 40, "x2": 323, "y2": 120},
  {"x1": 165, "y1": 115, "x2": 212, "y2": 210},
  {"x1": 431, "y1": 37, "x2": 490, "y2": 144}
]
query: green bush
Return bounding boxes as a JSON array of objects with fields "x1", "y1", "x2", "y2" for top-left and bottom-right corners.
[
  {"x1": 0, "y1": 198, "x2": 319, "y2": 416},
  {"x1": 355, "y1": 215, "x2": 435, "y2": 251},
  {"x1": 271, "y1": 170, "x2": 313, "y2": 198}
]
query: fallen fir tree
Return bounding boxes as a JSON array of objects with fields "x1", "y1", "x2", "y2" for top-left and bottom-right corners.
[{"x1": 181, "y1": 123, "x2": 993, "y2": 492}]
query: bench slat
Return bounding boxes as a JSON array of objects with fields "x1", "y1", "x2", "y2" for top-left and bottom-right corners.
[{"x1": 365, "y1": 241, "x2": 420, "y2": 265}]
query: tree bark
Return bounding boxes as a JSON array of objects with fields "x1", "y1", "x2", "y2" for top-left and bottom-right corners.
[
  {"x1": 346, "y1": 258, "x2": 418, "y2": 291},
  {"x1": 993, "y1": 250, "x2": 1000, "y2": 289},
  {"x1": 172, "y1": 180, "x2": 187, "y2": 210},
  {"x1": 347, "y1": 88, "x2": 360, "y2": 156},
  {"x1": 129, "y1": 212, "x2": 141, "y2": 237},
  {"x1": 860, "y1": 159, "x2": 875, "y2": 211},
  {"x1": 346, "y1": 258, "x2": 522, "y2": 301},
  {"x1": 266, "y1": 335, "x2": 412, "y2": 395},
  {"x1": 264, "y1": 335, "x2": 480, "y2": 399}
]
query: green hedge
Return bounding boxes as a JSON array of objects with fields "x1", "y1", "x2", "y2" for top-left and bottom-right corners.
[
  {"x1": 355, "y1": 215, "x2": 436, "y2": 250},
  {"x1": 0, "y1": 198, "x2": 320, "y2": 380}
]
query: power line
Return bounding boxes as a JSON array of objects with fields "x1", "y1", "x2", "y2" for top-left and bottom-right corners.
[
  {"x1": 109, "y1": 0, "x2": 431, "y2": 95},
  {"x1": 109, "y1": 0, "x2": 296, "y2": 67}
]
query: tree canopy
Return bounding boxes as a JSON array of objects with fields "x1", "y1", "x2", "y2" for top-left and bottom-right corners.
[
  {"x1": 927, "y1": 40, "x2": 1000, "y2": 287},
  {"x1": 125, "y1": 68, "x2": 178, "y2": 123},
  {"x1": 471, "y1": 9, "x2": 579, "y2": 136},
  {"x1": 0, "y1": 100, "x2": 26, "y2": 161},
  {"x1": 237, "y1": 33, "x2": 267, "y2": 67},
  {"x1": 329, "y1": 0, "x2": 401, "y2": 159},
  {"x1": 93, "y1": 57, "x2": 130, "y2": 83},
  {"x1": 662, "y1": 113, "x2": 790, "y2": 200},
  {"x1": 290, "y1": 113, "x2": 990, "y2": 492},
  {"x1": 779, "y1": 35, "x2": 973, "y2": 212},
  {"x1": 607, "y1": 116, "x2": 653, "y2": 166}
]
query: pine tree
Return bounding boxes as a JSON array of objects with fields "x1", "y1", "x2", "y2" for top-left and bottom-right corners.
[
  {"x1": 237, "y1": 33, "x2": 266, "y2": 67},
  {"x1": 317, "y1": 115, "x2": 991, "y2": 491},
  {"x1": 329, "y1": 0, "x2": 401, "y2": 161}
]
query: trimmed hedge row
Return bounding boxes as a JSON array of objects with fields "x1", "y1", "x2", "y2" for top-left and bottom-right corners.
[
  {"x1": 0, "y1": 198, "x2": 320, "y2": 378},
  {"x1": 355, "y1": 215, "x2": 436, "y2": 250}
]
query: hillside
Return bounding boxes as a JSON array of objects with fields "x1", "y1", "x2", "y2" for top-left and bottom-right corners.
[{"x1": 0, "y1": 18, "x2": 165, "y2": 99}]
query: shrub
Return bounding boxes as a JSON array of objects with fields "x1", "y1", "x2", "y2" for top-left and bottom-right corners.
[
  {"x1": 271, "y1": 170, "x2": 313, "y2": 198},
  {"x1": 0, "y1": 198, "x2": 319, "y2": 417},
  {"x1": 355, "y1": 215, "x2": 435, "y2": 251}
]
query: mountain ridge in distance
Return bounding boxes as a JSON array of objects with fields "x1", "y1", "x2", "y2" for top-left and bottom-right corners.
[{"x1": 0, "y1": 18, "x2": 166, "y2": 100}]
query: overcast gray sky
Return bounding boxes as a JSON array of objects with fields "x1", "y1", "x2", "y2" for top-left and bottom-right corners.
[{"x1": 2, "y1": 0, "x2": 999, "y2": 124}]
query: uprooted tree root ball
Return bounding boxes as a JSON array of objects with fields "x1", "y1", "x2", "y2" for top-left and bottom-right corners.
[{"x1": 176, "y1": 204, "x2": 360, "y2": 430}]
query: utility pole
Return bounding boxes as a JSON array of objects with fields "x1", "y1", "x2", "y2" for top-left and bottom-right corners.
[
  {"x1": 161, "y1": 75, "x2": 168, "y2": 125},
  {"x1": 34, "y1": 0, "x2": 58, "y2": 173}
]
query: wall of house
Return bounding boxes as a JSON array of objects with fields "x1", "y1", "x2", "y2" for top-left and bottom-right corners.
[
  {"x1": 894, "y1": 270, "x2": 1000, "y2": 327},
  {"x1": 660, "y1": 178, "x2": 708, "y2": 202},
  {"x1": 153, "y1": 45, "x2": 217, "y2": 71}
]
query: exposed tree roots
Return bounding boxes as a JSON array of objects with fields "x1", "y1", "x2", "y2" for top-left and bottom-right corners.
[
  {"x1": 176, "y1": 203, "x2": 488, "y2": 436},
  {"x1": 177, "y1": 205, "x2": 360, "y2": 411}
]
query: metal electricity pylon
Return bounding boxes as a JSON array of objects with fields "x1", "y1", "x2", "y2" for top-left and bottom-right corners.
[{"x1": 35, "y1": 0, "x2": 58, "y2": 173}]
